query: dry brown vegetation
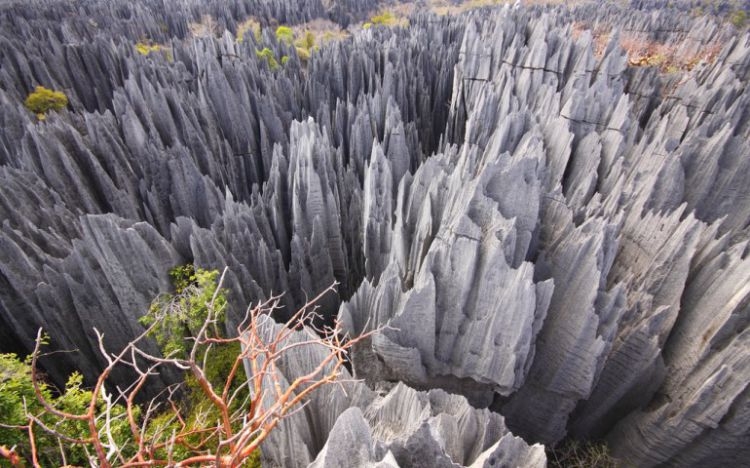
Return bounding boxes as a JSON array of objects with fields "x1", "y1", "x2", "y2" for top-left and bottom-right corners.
[
  {"x1": 573, "y1": 21, "x2": 723, "y2": 73},
  {"x1": 236, "y1": 17, "x2": 262, "y2": 43},
  {"x1": 429, "y1": 0, "x2": 596, "y2": 15},
  {"x1": 620, "y1": 33, "x2": 722, "y2": 72},
  {"x1": 293, "y1": 19, "x2": 350, "y2": 44},
  {"x1": 189, "y1": 15, "x2": 221, "y2": 38},
  {"x1": 237, "y1": 17, "x2": 348, "y2": 47}
]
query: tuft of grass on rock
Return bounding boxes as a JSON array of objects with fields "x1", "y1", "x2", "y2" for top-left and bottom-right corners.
[{"x1": 548, "y1": 439, "x2": 620, "y2": 468}]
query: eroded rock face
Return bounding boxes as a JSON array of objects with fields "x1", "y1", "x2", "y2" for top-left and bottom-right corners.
[
  {"x1": 338, "y1": 5, "x2": 750, "y2": 465},
  {"x1": 254, "y1": 318, "x2": 546, "y2": 468},
  {"x1": 0, "y1": 0, "x2": 749, "y2": 466}
]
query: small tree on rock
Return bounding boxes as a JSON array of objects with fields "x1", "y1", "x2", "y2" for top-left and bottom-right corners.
[{"x1": 24, "y1": 86, "x2": 68, "y2": 120}]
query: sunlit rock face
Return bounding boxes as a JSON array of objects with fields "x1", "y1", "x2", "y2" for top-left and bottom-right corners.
[
  {"x1": 254, "y1": 317, "x2": 547, "y2": 468},
  {"x1": 0, "y1": 0, "x2": 748, "y2": 466}
]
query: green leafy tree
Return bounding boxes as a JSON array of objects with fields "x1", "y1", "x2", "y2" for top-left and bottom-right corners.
[{"x1": 23, "y1": 86, "x2": 68, "y2": 120}]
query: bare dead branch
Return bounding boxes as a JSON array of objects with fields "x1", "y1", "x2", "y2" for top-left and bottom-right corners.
[{"x1": 13, "y1": 278, "x2": 376, "y2": 467}]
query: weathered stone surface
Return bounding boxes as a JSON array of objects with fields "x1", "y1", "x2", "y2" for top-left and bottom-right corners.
[
  {"x1": 255, "y1": 319, "x2": 544, "y2": 468},
  {"x1": 1, "y1": 0, "x2": 749, "y2": 466}
]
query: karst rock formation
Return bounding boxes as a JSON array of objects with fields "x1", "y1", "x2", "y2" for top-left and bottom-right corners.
[{"x1": 0, "y1": 0, "x2": 748, "y2": 466}]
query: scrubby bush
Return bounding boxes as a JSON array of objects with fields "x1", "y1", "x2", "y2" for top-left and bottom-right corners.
[
  {"x1": 730, "y1": 9, "x2": 747, "y2": 28},
  {"x1": 134, "y1": 41, "x2": 163, "y2": 56},
  {"x1": 296, "y1": 30, "x2": 316, "y2": 50},
  {"x1": 134, "y1": 41, "x2": 172, "y2": 62},
  {"x1": 23, "y1": 86, "x2": 68, "y2": 119},
  {"x1": 548, "y1": 439, "x2": 619, "y2": 468},
  {"x1": 371, "y1": 11, "x2": 396, "y2": 25},
  {"x1": 236, "y1": 17, "x2": 262, "y2": 43},
  {"x1": 296, "y1": 47, "x2": 310, "y2": 62},
  {"x1": 256, "y1": 47, "x2": 280, "y2": 70},
  {"x1": 275, "y1": 25, "x2": 294, "y2": 44},
  {"x1": 369, "y1": 10, "x2": 408, "y2": 28}
]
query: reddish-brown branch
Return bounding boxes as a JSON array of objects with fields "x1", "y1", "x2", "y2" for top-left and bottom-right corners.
[
  {"x1": 18, "y1": 279, "x2": 375, "y2": 468},
  {"x1": 127, "y1": 368, "x2": 151, "y2": 464},
  {"x1": 0, "y1": 446, "x2": 23, "y2": 467},
  {"x1": 27, "y1": 419, "x2": 40, "y2": 467}
]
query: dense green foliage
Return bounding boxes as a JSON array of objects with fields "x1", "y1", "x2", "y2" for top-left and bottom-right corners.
[
  {"x1": 0, "y1": 353, "x2": 47, "y2": 463},
  {"x1": 139, "y1": 266, "x2": 227, "y2": 358},
  {"x1": 169, "y1": 263, "x2": 197, "y2": 294},
  {"x1": 140, "y1": 265, "x2": 258, "y2": 465},
  {"x1": 23, "y1": 86, "x2": 68, "y2": 119},
  {"x1": 0, "y1": 354, "x2": 134, "y2": 466}
]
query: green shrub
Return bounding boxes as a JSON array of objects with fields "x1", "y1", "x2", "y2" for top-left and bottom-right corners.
[
  {"x1": 139, "y1": 266, "x2": 227, "y2": 358},
  {"x1": 0, "y1": 353, "x2": 48, "y2": 460},
  {"x1": 255, "y1": 47, "x2": 280, "y2": 70},
  {"x1": 368, "y1": 10, "x2": 408, "y2": 28},
  {"x1": 296, "y1": 30, "x2": 316, "y2": 50},
  {"x1": 0, "y1": 353, "x2": 134, "y2": 466},
  {"x1": 730, "y1": 10, "x2": 747, "y2": 29},
  {"x1": 135, "y1": 41, "x2": 163, "y2": 55},
  {"x1": 169, "y1": 263, "x2": 197, "y2": 294},
  {"x1": 134, "y1": 41, "x2": 173, "y2": 62},
  {"x1": 140, "y1": 266, "x2": 258, "y2": 465},
  {"x1": 23, "y1": 86, "x2": 68, "y2": 119},
  {"x1": 275, "y1": 25, "x2": 294, "y2": 44}
]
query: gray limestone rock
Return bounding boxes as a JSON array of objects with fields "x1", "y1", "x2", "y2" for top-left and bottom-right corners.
[{"x1": 1, "y1": 1, "x2": 749, "y2": 466}]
